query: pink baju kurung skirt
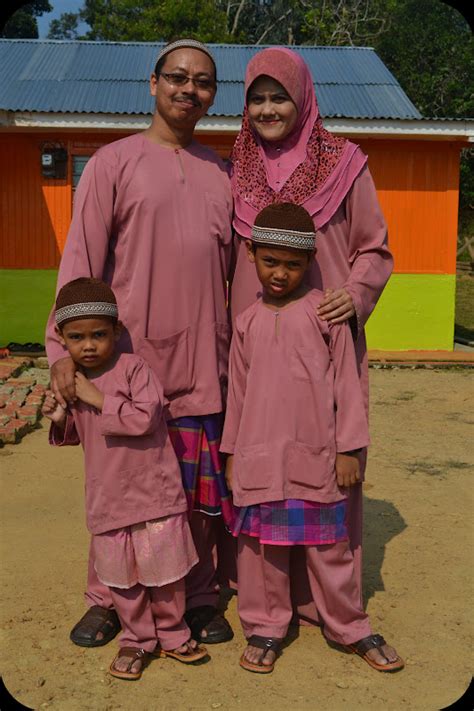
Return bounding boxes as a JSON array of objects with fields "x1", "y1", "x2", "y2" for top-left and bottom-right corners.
[{"x1": 92, "y1": 513, "x2": 198, "y2": 589}]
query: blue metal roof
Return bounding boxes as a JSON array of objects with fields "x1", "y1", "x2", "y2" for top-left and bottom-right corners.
[{"x1": 0, "y1": 39, "x2": 422, "y2": 120}]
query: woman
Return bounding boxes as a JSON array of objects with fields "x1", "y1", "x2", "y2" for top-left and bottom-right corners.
[{"x1": 229, "y1": 47, "x2": 399, "y2": 671}]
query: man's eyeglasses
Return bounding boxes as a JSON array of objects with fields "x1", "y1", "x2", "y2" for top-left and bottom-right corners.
[{"x1": 160, "y1": 72, "x2": 216, "y2": 91}]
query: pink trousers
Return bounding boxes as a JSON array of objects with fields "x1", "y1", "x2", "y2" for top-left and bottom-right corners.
[
  {"x1": 86, "y1": 511, "x2": 237, "y2": 612},
  {"x1": 110, "y1": 579, "x2": 190, "y2": 652},
  {"x1": 237, "y1": 532, "x2": 371, "y2": 646},
  {"x1": 290, "y1": 481, "x2": 363, "y2": 625}
]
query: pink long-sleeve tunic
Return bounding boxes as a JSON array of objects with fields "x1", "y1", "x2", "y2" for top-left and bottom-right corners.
[
  {"x1": 220, "y1": 290, "x2": 370, "y2": 507},
  {"x1": 229, "y1": 166, "x2": 393, "y2": 417},
  {"x1": 50, "y1": 353, "x2": 188, "y2": 535},
  {"x1": 46, "y1": 133, "x2": 233, "y2": 419}
]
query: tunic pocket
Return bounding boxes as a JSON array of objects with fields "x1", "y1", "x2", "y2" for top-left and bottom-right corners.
[
  {"x1": 234, "y1": 444, "x2": 269, "y2": 491},
  {"x1": 286, "y1": 442, "x2": 331, "y2": 490},
  {"x1": 205, "y1": 193, "x2": 232, "y2": 245},
  {"x1": 136, "y1": 328, "x2": 193, "y2": 400},
  {"x1": 290, "y1": 348, "x2": 324, "y2": 382},
  {"x1": 119, "y1": 463, "x2": 162, "y2": 508}
]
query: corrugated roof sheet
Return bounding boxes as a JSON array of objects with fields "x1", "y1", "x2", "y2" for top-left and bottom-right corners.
[{"x1": 0, "y1": 39, "x2": 422, "y2": 119}]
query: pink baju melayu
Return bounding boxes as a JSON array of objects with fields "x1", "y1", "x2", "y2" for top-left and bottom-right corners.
[
  {"x1": 45, "y1": 132, "x2": 234, "y2": 614},
  {"x1": 220, "y1": 290, "x2": 372, "y2": 643},
  {"x1": 229, "y1": 47, "x2": 393, "y2": 625},
  {"x1": 49, "y1": 352, "x2": 197, "y2": 651}
]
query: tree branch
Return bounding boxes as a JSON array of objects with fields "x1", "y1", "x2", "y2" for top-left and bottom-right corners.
[{"x1": 256, "y1": 8, "x2": 293, "y2": 45}]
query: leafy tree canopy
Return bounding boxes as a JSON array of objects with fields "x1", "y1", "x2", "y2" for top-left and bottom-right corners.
[{"x1": 1, "y1": 0, "x2": 52, "y2": 38}]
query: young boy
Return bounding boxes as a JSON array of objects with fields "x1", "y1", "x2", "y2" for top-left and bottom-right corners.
[
  {"x1": 221, "y1": 203, "x2": 403, "y2": 674},
  {"x1": 42, "y1": 277, "x2": 207, "y2": 680}
]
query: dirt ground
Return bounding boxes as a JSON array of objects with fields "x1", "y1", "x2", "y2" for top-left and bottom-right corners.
[{"x1": 1, "y1": 368, "x2": 473, "y2": 711}]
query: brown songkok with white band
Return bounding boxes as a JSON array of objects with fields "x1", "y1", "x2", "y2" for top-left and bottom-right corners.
[
  {"x1": 252, "y1": 202, "x2": 316, "y2": 251},
  {"x1": 55, "y1": 277, "x2": 118, "y2": 327}
]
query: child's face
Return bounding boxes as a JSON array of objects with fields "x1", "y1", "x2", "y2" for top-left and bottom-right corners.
[
  {"x1": 57, "y1": 318, "x2": 121, "y2": 371},
  {"x1": 247, "y1": 243, "x2": 312, "y2": 301}
]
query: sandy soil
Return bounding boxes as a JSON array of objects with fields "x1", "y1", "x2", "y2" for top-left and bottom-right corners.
[{"x1": 1, "y1": 368, "x2": 473, "y2": 711}]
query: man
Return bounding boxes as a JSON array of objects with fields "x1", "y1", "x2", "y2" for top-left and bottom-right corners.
[{"x1": 46, "y1": 39, "x2": 235, "y2": 648}]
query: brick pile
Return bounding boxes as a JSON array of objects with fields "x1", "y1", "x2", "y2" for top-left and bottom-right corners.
[{"x1": 0, "y1": 358, "x2": 50, "y2": 445}]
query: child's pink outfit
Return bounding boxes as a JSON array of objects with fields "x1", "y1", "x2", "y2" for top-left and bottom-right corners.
[
  {"x1": 50, "y1": 352, "x2": 197, "y2": 652},
  {"x1": 221, "y1": 289, "x2": 372, "y2": 644}
]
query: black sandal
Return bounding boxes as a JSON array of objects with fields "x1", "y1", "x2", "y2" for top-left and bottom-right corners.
[
  {"x1": 184, "y1": 605, "x2": 234, "y2": 644},
  {"x1": 239, "y1": 635, "x2": 281, "y2": 674},
  {"x1": 70, "y1": 606, "x2": 121, "y2": 647}
]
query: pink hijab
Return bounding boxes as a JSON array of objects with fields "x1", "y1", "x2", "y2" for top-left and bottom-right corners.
[{"x1": 230, "y1": 47, "x2": 367, "y2": 237}]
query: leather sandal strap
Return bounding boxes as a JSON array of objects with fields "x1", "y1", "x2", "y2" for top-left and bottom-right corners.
[
  {"x1": 247, "y1": 635, "x2": 281, "y2": 658},
  {"x1": 354, "y1": 634, "x2": 387, "y2": 656},
  {"x1": 115, "y1": 647, "x2": 147, "y2": 673}
]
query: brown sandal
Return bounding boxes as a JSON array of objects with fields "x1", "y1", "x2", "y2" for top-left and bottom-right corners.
[
  {"x1": 347, "y1": 634, "x2": 404, "y2": 672},
  {"x1": 239, "y1": 636, "x2": 281, "y2": 674},
  {"x1": 109, "y1": 647, "x2": 150, "y2": 681},
  {"x1": 157, "y1": 639, "x2": 208, "y2": 664}
]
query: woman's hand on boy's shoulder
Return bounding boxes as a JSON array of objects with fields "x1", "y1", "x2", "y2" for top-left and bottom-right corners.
[
  {"x1": 75, "y1": 372, "x2": 104, "y2": 411},
  {"x1": 317, "y1": 288, "x2": 355, "y2": 324},
  {"x1": 335, "y1": 451, "x2": 361, "y2": 488},
  {"x1": 42, "y1": 390, "x2": 67, "y2": 427}
]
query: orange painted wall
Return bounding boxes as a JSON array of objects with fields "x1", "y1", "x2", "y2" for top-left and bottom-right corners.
[
  {"x1": 0, "y1": 131, "x2": 461, "y2": 275},
  {"x1": 358, "y1": 139, "x2": 460, "y2": 275}
]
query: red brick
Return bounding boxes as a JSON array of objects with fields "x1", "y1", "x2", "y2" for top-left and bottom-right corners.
[
  {"x1": 26, "y1": 395, "x2": 44, "y2": 406},
  {"x1": 0, "y1": 425, "x2": 18, "y2": 444},
  {"x1": 0, "y1": 395, "x2": 8, "y2": 407},
  {"x1": 17, "y1": 405, "x2": 41, "y2": 425},
  {"x1": 0, "y1": 414, "x2": 10, "y2": 426},
  {"x1": 3, "y1": 403, "x2": 18, "y2": 417},
  {"x1": 8, "y1": 378, "x2": 35, "y2": 387},
  {"x1": 8, "y1": 418, "x2": 30, "y2": 437},
  {"x1": 0, "y1": 365, "x2": 15, "y2": 380}
]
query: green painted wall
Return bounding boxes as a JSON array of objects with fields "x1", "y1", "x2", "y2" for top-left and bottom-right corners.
[
  {"x1": 366, "y1": 274, "x2": 456, "y2": 350},
  {"x1": 0, "y1": 269, "x2": 456, "y2": 351},
  {"x1": 0, "y1": 269, "x2": 58, "y2": 346}
]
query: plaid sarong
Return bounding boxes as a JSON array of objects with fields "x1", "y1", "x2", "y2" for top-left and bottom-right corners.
[
  {"x1": 232, "y1": 499, "x2": 348, "y2": 546},
  {"x1": 167, "y1": 413, "x2": 234, "y2": 527}
]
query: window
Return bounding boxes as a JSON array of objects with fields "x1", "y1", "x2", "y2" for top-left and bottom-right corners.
[{"x1": 72, "y1": 155, "x2": 91, "y2": 190}]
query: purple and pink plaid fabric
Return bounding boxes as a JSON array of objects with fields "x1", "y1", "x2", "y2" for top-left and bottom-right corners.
[
  {"x1": 167, "y1": 413, "x2": 235, "y2": 527},
  {"x1": 232, "y1": 498, "x2": 348, "y2": 546}
]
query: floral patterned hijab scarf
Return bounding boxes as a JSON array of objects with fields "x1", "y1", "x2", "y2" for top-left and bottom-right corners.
[{"x1": 230, "y1": 47, "x2": 367, "y2": 237}]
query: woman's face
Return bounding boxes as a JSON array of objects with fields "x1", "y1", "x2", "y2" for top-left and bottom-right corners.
[{"x1": 247, "y1": 75, "x2": 298, "y2": 144}]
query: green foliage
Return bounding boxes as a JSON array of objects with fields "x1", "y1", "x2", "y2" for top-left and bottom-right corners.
[
  {"x1": 301, "y1": 0, "x2": 398, "y2": 46},
  {"x1": 375, "y1": 0, "x2": 473, "y2": 118},
  {"x1": 48, "y1": 12, "x2": 80, "y2": 40},
  {"x1": 1, "y1": 0, "x2": 52, "y2": 38},
  {"x1": 66, "y1": 0, "x2": 230, "y2": 42}
]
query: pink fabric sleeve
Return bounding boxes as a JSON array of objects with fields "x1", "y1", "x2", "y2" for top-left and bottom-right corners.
[
  {"x1": 45, "y1": 153, "x2": 116, "y2": 366},
  {"x1": 100, "y1": 361, "x2": 163, "y2": 437},
  {"x1": 49, "y1": 415, "x2": 80, "y2": 446},
  {"x1": 343, "y1": 167, "x2": 394, "y2": 335},
  {"x1": 220, "y1": 325, "x2": 247, "y2": 454},
  {"x1": 329, "y1": 321, "x2": 370, "y2": 453}
]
